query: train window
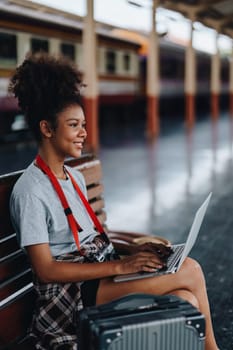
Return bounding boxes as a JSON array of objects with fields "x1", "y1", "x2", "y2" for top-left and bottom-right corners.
[
  {"x1": 105, "y1": 50, "x2": 116, "y2": 74},
  {"x1": 221, "y1": 62, "x2": 229, "y2": 83},
  {"x1": 160, "y1": 56, "x2": 175, "y2": 79},
  {"x1": 123, "y1": 53, "x2": 131, "y2": 71},
  {"x1": 60, "y1": 42, "x2": 75, "y2": 61},
  {"x1": 31, "y1": 38, "x2": 49, "y2": 54},
  {"x1": 197, "y1": 57, "x2": 210, "y2": 81},
  {"x1": 0, "y1": 32, "x2": 17, "y2": 66},
  {"x1": 161, "y1": 56, "x2": 184, "y2": 80}
]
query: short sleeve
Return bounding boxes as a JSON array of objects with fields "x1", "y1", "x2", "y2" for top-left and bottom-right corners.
[{"x1": 10, "y1": 192, "x2": 50, "y2": 248}]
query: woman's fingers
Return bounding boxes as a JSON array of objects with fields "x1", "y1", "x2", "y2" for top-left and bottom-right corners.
[
  {"x1": 138, "y1": 242, "x2": 173, "y2": 260},
  {"x1": 119, "y1": 251, "x2": 165, "y2": 274}
]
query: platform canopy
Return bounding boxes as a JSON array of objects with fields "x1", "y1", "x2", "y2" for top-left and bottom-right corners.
[{"x1": 158, "y1": 0, "x2": 233, "y2": 39}]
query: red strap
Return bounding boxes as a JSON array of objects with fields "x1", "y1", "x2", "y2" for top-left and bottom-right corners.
[
  {"x1": 35, "y1": 155, "x2": 105, "y2": 251},
  {"x1": 66, "y1": 169, "x2": 104, "y2": 234}
]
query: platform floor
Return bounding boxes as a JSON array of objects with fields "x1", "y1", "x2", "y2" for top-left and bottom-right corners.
[
  {"x1": 0, "y1": 113, "x2": 233, "y2": 349},
  {"x1": 99, "y1": 113, "x2": 233, "y2": 350}
]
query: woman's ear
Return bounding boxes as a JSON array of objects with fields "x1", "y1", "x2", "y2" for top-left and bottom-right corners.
[{"x1": 39, "y1": 120, "x2": 53, "y2": 138}]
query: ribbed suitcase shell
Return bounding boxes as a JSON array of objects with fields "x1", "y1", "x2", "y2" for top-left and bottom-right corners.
[{"x1": 78, "y1": 293, "x2": 205, "y2": 350}]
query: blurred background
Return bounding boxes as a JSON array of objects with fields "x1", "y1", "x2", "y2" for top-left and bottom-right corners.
[
  {"x1": 0, "y1": 0, "x2": 233, "y2": 348},
  {"x1": 0, "y1": 0, "x2": 232, "y2": 154}
]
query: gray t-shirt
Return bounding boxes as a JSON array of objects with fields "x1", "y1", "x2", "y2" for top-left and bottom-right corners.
[{"x1": 10, "y1": 162, "x2": 98, "y2": 256}]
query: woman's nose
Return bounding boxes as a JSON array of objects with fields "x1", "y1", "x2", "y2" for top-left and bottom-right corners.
[{"x1": 79, "y1": 126, "x2": 87, "y2": 138}]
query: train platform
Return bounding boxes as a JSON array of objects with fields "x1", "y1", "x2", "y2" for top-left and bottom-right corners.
[
  {"x1": 0, "y1": 113, "x2": 233, "y2": 349},
  {"x1": 100, "y1": 113, "x2": 233, "y2": 350}
]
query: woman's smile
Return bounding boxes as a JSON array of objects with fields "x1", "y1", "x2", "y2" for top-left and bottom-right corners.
[
  {"x1": 73, "y1": 141, "x2": 84, "y2": 148},
  {"x1": 50, "y1": 104, "x2": 87, "y2": 158}
]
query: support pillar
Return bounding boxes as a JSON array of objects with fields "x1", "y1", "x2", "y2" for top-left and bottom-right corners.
[
  {"x1": 17, "y1": 33, "x2": 30, "y2": 65},
  {"x1": 50, "y1": 38, "x2": 60, "y2": 56},
  {"x1": 230, "y1": 47, "x2": 233, "y2": 117},
  {"x1": 185, "y1": 21, "x2": 196, "y2": 128},
  {"x1": 230, "y1": 94, "x2": 233, "y2": 119},
  {"x1": 82, "y1": 0, "x2": 99, "y2": 152},
  {"x1": 211, "y1": 93, "x2": 220, "y2": 119},
  {"x1": 210, "y1": 32, "x2": 221, "y2": 119},
  {"x1": 146, "y1": 0, "x2": 159, "y2": 138}
]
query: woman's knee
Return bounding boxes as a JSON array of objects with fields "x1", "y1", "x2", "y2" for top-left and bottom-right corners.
[
  {"x1": 181, "y1": 257, "x2": 206, "y2": 288},
  {"x1": 170, "y1": 289, "x2": 200, "y2": 309},
  {"x1": 184, "y1": 257, "x2": 203, "y2": 273}
]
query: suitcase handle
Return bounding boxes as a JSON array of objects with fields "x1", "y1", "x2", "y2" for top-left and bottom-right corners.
[{"x1": 98, "y1": 293, "x2": 178, "y2": 312}]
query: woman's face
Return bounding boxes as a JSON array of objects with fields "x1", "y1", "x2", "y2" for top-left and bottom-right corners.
[{"x1": 49, "y1": 104, "x2": 87, "y2": 159}]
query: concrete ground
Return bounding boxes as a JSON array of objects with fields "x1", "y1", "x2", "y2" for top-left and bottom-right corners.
[{"x1": 99, "y1": 113, "x2": 233, "y2": 350}]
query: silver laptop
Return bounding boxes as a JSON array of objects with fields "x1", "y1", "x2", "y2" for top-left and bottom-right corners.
[{"x1": 114, "y1": 193, "x2": 212, "y2": 283}]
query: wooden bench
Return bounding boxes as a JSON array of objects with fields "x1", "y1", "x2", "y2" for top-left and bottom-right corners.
[{"x1": 0, "y1": 153, "x2": 155, "y2": 349}]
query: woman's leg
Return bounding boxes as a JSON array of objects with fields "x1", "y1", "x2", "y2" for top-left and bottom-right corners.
[
  {"x1": 167, "y1": 288, "x2": 199, "y2": 309},
  {"x1": 96, "y1": 257, "x2": 218, "y2": 350}
]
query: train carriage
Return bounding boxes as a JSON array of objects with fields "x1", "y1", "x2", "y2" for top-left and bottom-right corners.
[{"x1": 0, "y1": 0, "x2": 230, "y2": 142}]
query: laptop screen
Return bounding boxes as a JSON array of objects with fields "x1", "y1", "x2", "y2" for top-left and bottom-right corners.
[{"x1": 176, "y1": 192, "x2": 212, "y2": 270}]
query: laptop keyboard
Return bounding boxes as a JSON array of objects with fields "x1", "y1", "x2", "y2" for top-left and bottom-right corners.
[{"x1": 167, "y1": 244, "x2": 185, "y2": 270}]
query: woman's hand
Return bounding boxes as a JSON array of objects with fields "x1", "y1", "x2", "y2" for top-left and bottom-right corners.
[
  {"x1": 128, "y1": 242, "x2": 172, "y2": 262},
  {"x1": 115, "y1": 250, "x2": 169, "y2": 275}
]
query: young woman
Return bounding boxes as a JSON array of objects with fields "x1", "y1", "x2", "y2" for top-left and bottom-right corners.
[{"x1": 9, "y1": 53, "x2": 219, "y2": 350}]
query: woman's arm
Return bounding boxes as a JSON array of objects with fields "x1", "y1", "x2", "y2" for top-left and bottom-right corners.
[
  {"x1": 113, "y1": 241, "x2": 172, "y2": 258},
  {"x1": 26, "y1": 243, "x2": 166, "y2": 283}
]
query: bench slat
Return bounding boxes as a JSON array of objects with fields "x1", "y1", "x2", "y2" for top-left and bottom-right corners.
[
  {"x1": 0, "y1": 252, "x2": 29, "y2": 282},
  {"x1": 96, "y1": 211, "x2": 107, "y2": 226},
  {"x1": 87, "y1": 183, "x2": 104, "y2": 200},
  {"x1": 77, "y1": 162, "x2": 102, "y2": 186},
  {"x1": 0, "y1": 289, "x2": 35, "y2": 347},
  {"x1": 90, "y1": 198, "x2": 105, "y2": 214},
  {"x1": 0, "y1": 174, "x2": 22, "y2": 239},
  {"x1": 0, "y1": 269, "x2": 32, "y2": 301},
  {"x1": 0, "y1": 234, "x2": 19, "y2": 260}
]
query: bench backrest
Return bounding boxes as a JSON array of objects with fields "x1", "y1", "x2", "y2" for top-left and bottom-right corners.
[{"x1": 0, "y1": 154, "x2": 106, "y2": 349}]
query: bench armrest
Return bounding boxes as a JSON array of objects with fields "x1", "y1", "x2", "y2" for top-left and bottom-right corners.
[{"x1": 108, "y1": 230, "x2": 171, "y2": 246}]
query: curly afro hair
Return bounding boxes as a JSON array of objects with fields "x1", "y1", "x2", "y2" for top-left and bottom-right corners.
[{"x1": 8, "y1": 53, "x2": 84, "y2": 142}]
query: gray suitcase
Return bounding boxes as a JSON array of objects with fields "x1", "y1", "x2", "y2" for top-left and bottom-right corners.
[{"x1": 78, "y1": 293, "x2": 205, "y2": 350}]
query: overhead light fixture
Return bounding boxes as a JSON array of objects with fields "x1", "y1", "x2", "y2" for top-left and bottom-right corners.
[
  {"x1": 127, "y1": 0, "x2": 152, "y2": 8},
  {"x1": 127, "y1": 1, "x2": 142, "y2": 7}
]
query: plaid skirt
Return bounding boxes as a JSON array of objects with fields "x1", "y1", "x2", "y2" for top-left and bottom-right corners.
[{"x1": 29, "y1": 252, "x2": 85, "y2": 350}]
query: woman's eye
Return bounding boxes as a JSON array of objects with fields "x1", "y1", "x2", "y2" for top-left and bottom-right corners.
[{"x1": 68, "y1": 121, "x2": 86, "y2": 129}]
